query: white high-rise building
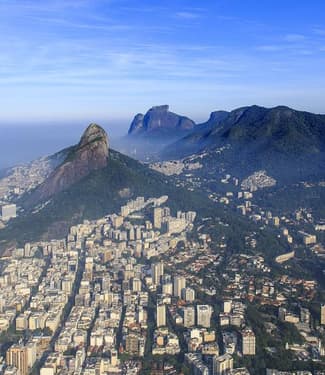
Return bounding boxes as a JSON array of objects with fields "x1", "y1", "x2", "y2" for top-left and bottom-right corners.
[
  {"x1": 6, "y1": 344, "x2": 28, "y2": 375},
  {"x1": 223, "y1": 300, "x2": 232, "y2": 313},
  {"x1": 151, "y1": 262, "x2": 164, "y2": 285},
  {"x1": 173, "y1": 275, "x2": 186, "y2": 298},
  {"x1": 197, "y1": 305, "x2": 213, "y2": 328},
  {"x1": 1, "y1": 204, "x2": 16, "y2": 221},
  {"x1": 75, "y1": 348, "x2": 86, "y2": 371},
  {"x1": 182, "y1": 287, "x2": 195, "y2": 302},
  {"x1": 321, "y1": 304, "x2": 325, "y2": 325},
  {"x1": 26, "y1": 341, "x2": 37, "y2": 370},
  {"x1": 167, "y1": 218, "x2": 187, "y2": 234},
  {"x1": 156, "y1": 303, "x2": 166, "y2": 327},
  {"x1": 241, "y1": 329, "x2": 256, "y2": 355},
  {"x1": 183, "y1": 306, "x2": 195, "y2": 328},
  {"x1": 153, "y1": 207, "x2": 163, "y2": 229},
  {"x1": 24, "y1": 243, "x2": 31, "y2": 258},
  {"x1": 162, "y1": 282, "x2": 173, "y2": 295},
  {"x1": 213, "y1": 354, "x2": 233, "y2": 375},
  {"x1": 132, "y1": 278, "x2": 142, "y2": 292}
]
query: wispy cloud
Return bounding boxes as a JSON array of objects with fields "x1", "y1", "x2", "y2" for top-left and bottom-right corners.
[
  {"x1": 284, "y1": 33, "x2": 306, "y2": 42},
  {"x1": 1, "y1": 0, "x2": 325, "y2": 120},
  {"x1": 175, "y1": 11, "x2": 202, "y2": 20},
  {"x1": 257, "y1": 45, "x2": 284, "y2": 52},
  {"x1": 256, "y1": 43, "x2": 315, "y2": 55},
  {"x1": 256, "y1": 30, "x2": 325, "y2": 56},
  {"x1": 312, "y1": 27, "x2": 325, "y2": 36},
  {"x1": 0, "y1": 0, "x2": 94, "y2": 14}
]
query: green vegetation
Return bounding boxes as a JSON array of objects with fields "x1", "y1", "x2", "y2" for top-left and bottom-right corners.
[
  {"x1": 0, "y1": 149, "x2": 218, "y2": 249},
  {"x1": 164, "y1": 105, "x2": 325, "y2": 184},
  {"x1": 254, "y1": 184, "x2": 325, "y2": 219},
  {"x1": 0, "y1": 149, "x2": 286, "y2": 260}
]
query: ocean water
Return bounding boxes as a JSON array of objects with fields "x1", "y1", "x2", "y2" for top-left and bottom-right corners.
[{"x1": 0, "y1": 122, "x2": 127, "y2": 169}]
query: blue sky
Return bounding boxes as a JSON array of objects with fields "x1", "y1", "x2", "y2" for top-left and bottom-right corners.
[{"x1": 1, "y1": 0, "x2": 325, "y2": 127}]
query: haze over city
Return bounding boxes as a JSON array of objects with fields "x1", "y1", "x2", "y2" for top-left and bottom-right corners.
[{"x1": 0, "y1": 2, "x2": 325, "y2": 374}]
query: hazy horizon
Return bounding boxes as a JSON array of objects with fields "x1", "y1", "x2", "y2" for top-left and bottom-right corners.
[
  {"x1": 2, "y1": 100, "x2": 325, "y2": 169},
  {"x1": 0, "y1": 121, "x2": 128, "y2": 169},
  {"x1": 2, "y1": 0, "x2": 325, "y2": 167}
]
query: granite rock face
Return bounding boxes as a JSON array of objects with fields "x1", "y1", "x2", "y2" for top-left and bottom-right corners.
[
  {"x1": 128, "y1": 105, "x2": 195, "y2": 136},
  {"x1": 26, "y1": 124, "x2": 109, "y2": 205},
  {"x1": 205, "y1": 111, "x2": 230, "y2": 125}
]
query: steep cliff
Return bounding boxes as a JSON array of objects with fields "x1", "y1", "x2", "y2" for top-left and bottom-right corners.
[{"x1": 25, "y1": 123, "x2": 109, "y2": 205}]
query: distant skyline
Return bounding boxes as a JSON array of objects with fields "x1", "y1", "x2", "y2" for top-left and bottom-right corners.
[{"x1": 1, "y1": 0, "x2": 325, "y2": 125}]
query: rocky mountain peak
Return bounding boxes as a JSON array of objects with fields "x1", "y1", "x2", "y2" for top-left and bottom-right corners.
[
  {"x1": 128, "y1": 105, "x2": 196, "y2": 136},
  {"x1": 148, "y1": 105, "x2": 169, "y2": 113},
  {"x1": 128, "y1": 114, "x2": 145, "y2": 135},
  {"x1": 79, "y1": 123, "x2": 108, "y2": 148},
  {"x1": 25, "y1": 124, "x2": 109, "y2": 206},
  {"x1": 208, "y1": 110, "x2": 229, "y2": 123}
]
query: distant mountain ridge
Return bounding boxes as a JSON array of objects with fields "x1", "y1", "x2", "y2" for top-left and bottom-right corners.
[
  {"x1": 197, "y1": 110, "x2": 230, "y2": 131},
  {"x1": 165, "y1": 105, "x2": 325, "y2": 156},
  {"x1": 161, "y1": 105, "x2": 325, "y2": 183}
]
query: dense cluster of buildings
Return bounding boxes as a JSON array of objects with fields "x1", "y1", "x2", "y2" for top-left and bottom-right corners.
[
  {"x1": 0, "y1": 190, "x2": 325, "y2": 374},
  {"x1": 0, "y1": 196, "x2": 199, "y2": 374},
  {"x1": 0, "y1": 255, "x2": 45, "y2": 332},
  {"x1": 0, "y1": 157, "x2": 56, "y2": 202}
]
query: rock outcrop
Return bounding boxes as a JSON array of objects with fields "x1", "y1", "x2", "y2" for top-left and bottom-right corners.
[
  {"x1": 26, "y1": 123, "x2": 109, "y2": 205},
  {"x1": 128, "y1": 105, "x2": 195, "y2": 136}
]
